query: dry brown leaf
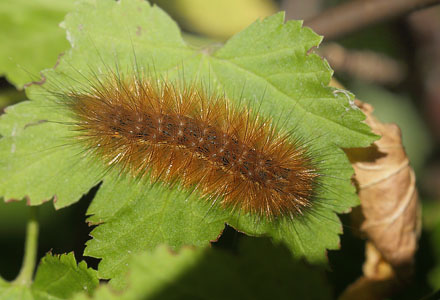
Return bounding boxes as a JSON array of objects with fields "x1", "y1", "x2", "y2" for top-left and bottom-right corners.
[
  {"x1": 340, "y1": 100, "x2": 421, "y2": 299},
  {"x1": 346, "y1": 100, "x2": 421, "y2": 276}
]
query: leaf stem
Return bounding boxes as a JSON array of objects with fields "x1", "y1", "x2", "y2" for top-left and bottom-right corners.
[{"x1": 13, "y1": 206, "x2": 39, "y2": 286}]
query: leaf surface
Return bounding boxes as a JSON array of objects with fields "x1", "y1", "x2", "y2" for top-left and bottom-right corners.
[{"x1": 0, "y1": 0, "x2": 377, "y2": 284}]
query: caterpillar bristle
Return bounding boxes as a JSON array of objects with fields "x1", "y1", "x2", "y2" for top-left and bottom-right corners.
[{"x1": 63, "y1": 72, "x2": 320, "y2": 219}]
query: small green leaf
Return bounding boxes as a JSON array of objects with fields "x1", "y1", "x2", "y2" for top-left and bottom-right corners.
[
  {"x1": 0, "y1": 0, "x2": 73, "y2": 88},
  {"x1": 0, "y1": 253, "x2": 98, "y2": 300},
  {"x1": 76, "y1": 239, "x2": 332, "y2": 300}
]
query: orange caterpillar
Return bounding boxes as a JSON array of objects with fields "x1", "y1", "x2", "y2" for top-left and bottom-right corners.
[{"x1": 65, "y1": 73, "x2": 319, "y2": 218}]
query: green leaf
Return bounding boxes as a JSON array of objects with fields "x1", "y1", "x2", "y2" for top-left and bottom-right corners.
[
  {"x1": 0, "y1": 253, "x2": 98, "y2": 300},
  {"x1": 0, "y1": 0, "x2": 377, "y2": 284},
  {"x1": 76, "y1": 239, "x2": 332, "y2": 300},
  {"x1": 0, "y1": 0, "x2": 73, "y2": 88}
]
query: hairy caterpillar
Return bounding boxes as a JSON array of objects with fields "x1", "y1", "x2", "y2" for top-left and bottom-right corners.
[{"x1": 59, "y1": 72, "x2": 320, "y2": 219}]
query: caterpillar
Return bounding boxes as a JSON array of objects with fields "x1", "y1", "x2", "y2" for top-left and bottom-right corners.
[{"x1": 60, "y1": 72, "x2": 320, "y2": 219}]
